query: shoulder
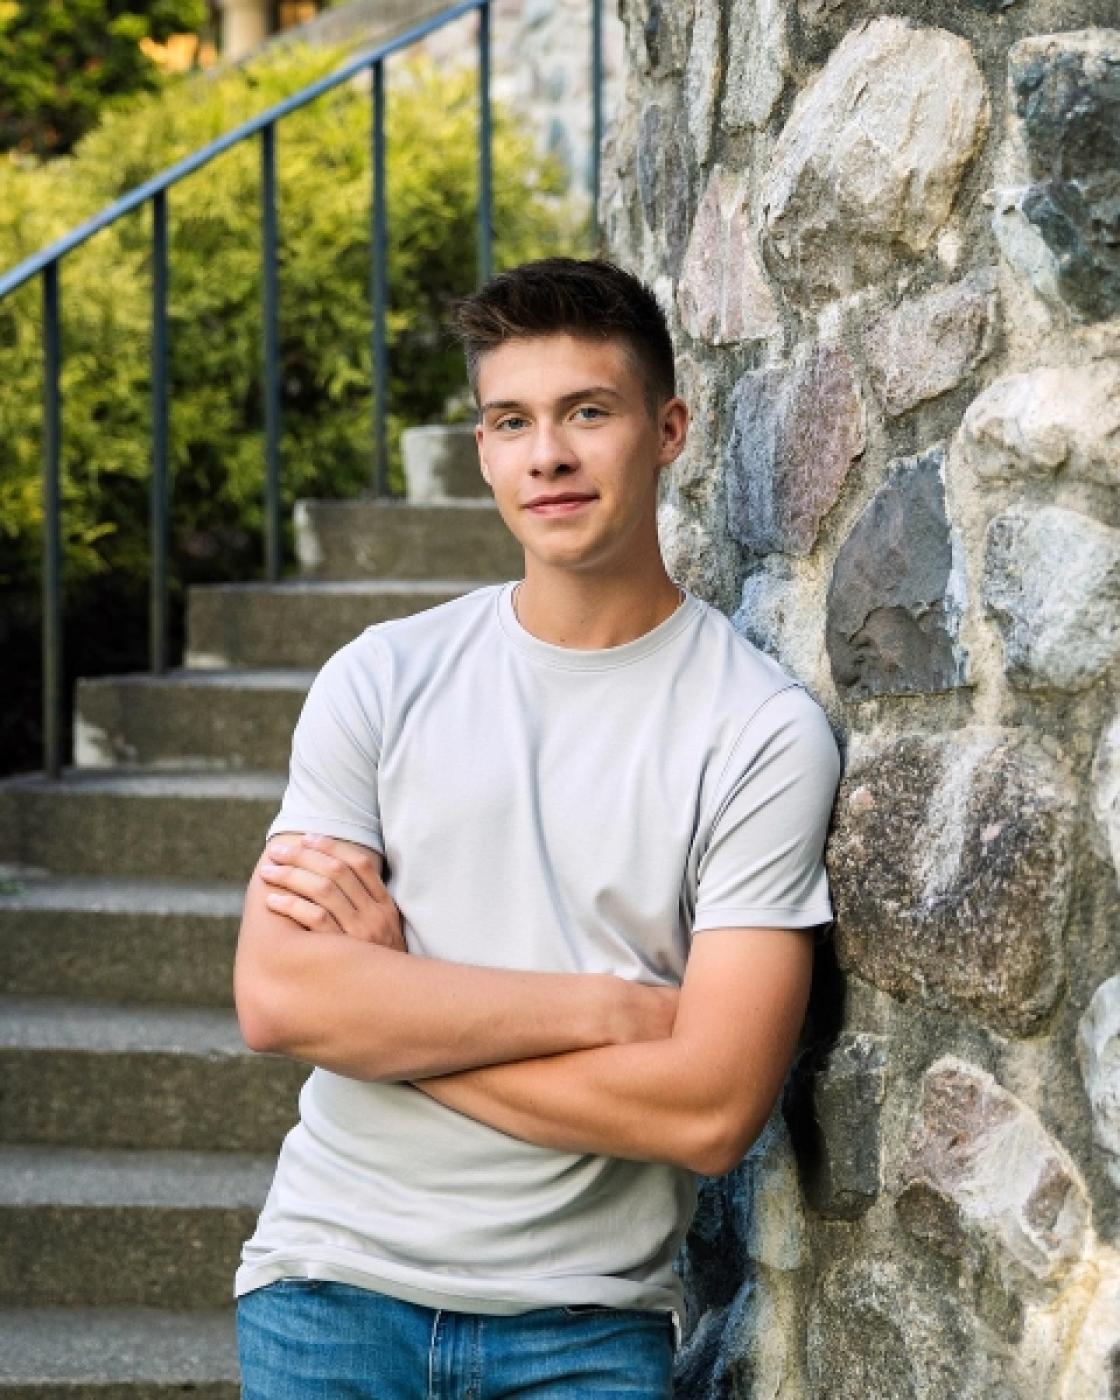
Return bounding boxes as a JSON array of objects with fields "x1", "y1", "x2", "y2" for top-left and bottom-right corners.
[
  {"x1": 317, "y1": 584, "x2": 503, "y2": 687},
  {"x1": 691, "y1": 599, "x2": 838, "y2": 757},
  {"x1": 685, "y1": 604, "x2": 840, "y2": 793}
]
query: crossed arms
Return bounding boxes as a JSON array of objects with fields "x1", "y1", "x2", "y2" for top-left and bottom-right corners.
[{"x1": 233, "y1": 834, "x2": 816, "y2": 1177}]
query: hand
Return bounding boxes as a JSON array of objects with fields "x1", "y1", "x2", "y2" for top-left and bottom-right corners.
[
  {"x1": 612, "y1": 980, "x2": 680, "y2": 1045},
  {"x1": 258, "y1": 834, "x2": 406, "y2": 952}
]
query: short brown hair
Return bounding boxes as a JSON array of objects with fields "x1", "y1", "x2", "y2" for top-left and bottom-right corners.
[{"x1": 449, "y1": 257, "x2": 676, "y2": 412}]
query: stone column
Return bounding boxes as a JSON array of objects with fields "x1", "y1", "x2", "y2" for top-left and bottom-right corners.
[
  {"x1": 608, "y1": 0, "x2": 1120, "y2": 1393},
  {"x1": 216, "y1": 0, "x2": 269, "y2": 60}
]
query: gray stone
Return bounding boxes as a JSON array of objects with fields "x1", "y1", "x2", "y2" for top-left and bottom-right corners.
[
  {"x1": 807, "y1": 1259, "x2": 974, "y2": 1399},
  {"x1": 806, "y1": 1033, "x2": 887, "y2": 1219},
  {"x1": 1091, "y1": 715, "x2": 1120, "y2": 883},
  {"x1": 828, "y1": 730, "x2": 1074, "y2": 1036},
  {"x1": 1059, "y1": 1250, "x2": 1120, "y2": 1400},
  {"x1": 740, "y1": 1113, "x2": 806, "y2": 1273},
  {"x1": 732, "y1": 558, "x2": 822, "y2": 686},
  {"x1": 685, "y1": 0, "x2": 722, "y2": 165},
  {"x1": 670, "y1": 351, "x2": 721, "y2": 498},
  {"x1": 796, "y1": 0, "x2": 850, "y2": 30},
  {"x1": 677, "y1": 168, "x2": 781, "y2": 345},
  {"x1": 637, "y1": 102, "x2": 662, "y2": 229},
  {"x1": 896, "y1": 1057, "x2": 1091, "y2": 1288},
  {"x1": 862, "y1": 271, "x2": 997, "y2": 417},
  {"x1": 725, "y1": 342, "x2": 864, "y2": 555},
  {"x1": 724, "y1": 0, "x2": 789, "y2": 131},
  {"x1": 632, "y1": 100, "x2": 691, "y2": 277},
  {"x1": 1003, "y1": 31, "x2": 1120, "y2": 322},
  {"x1": 676, "y1": 1114, "x2": 806, "y2": 1395},
  {"x1": 761, "y1": 18, "x2": 989, "y2": 306},
  {"x1": 1077, "y1": 977, "x2": 1120, "y2": 1191},
  {"x1": 983, "y1": 505, "x2": 1120, "y2": 692},
  {"x1": 631, "y1": 0, "x2": 692, "y2": 77},
  {"x1": 678, "y1": 1115, "x2": 803, "y2": 1302},
  {"x1": 826, "y1": 445, "x2": 968, "y2": 700},
  {"x1": 657, "y1": 496, "x2": 742, "y2": 614},
  {"x1": 990, "y1": 188, "x2": 1071, "y2": 312},
  {"x1": 961, "y1": 360, "x2": 1120, "y2": 488},
  {"x1": 664, "y1": 129, "x2": 691, "y2": 278}
]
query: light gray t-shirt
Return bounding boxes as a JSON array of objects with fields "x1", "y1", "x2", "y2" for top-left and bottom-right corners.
[{"x1": 234, "y1": 581, "x2": 841, "y2": 1341}]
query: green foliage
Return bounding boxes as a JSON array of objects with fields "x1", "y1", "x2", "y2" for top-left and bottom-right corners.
[
  {"x1": 0, "y1": 0, "x2": 209, "y2": 158},
  {"x1": 0, "y1": 42, "x2": 584, "y2": 603}
]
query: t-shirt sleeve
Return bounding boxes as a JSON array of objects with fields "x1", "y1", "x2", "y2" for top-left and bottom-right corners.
[
  {"x1": 265, "y1": 633, "x2": 386, "y2": 853},
  {"x1": 692, "y1": 684, "x2": 841, "y2": 935}
]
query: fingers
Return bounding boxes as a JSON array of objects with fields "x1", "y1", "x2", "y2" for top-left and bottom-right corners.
[
  {"x1": 261, "y1": 841, "x2": 372, "y2": 917},
  {"x1": 262, "y1": 889, "x2": 344, "y2": 935},
  {"x1": 258, "y1": 835, "x2": 405, "y2": 951},
  {"x1": 302, "y1": 833, "x2": 388, "y2": 902}
]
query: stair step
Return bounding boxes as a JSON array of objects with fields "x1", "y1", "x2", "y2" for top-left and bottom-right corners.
[
  {"x1": 402, "y1": 422, "x2": 489, "y2": 502},
  {"x1": 0, "y1": 1306, "x2": 238, "y2": 1397},
  {"x1": 0, "y1": 875, "x2": 241, "y2": 1006},
  {"x1": 0, "y1": 997, "x2": 307, "y2": 1152},
  {"x1": 0, "y1": 770, "x2": 284, "y2": 882},
  {"x1": 186, "y1": 577, "x2": 495, "y2": 669},
  {"x1": 0, "y1": 1145, "x2": 273, "y2": 1307},
  {"x1": 75, "y1": 669, "x2": 312, "y2": 771},
  {"x1": 295, "y1": 499, "x2": 523, "y2": 581}
]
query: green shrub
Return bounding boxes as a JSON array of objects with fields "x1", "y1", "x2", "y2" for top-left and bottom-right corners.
[
  {"x1": 0, "y1": 39, "x2": 584, "y2": 773},
  {"x1": 0, "y1": 42, "x2": 582, "y2": 592},
  {"x1": 0, "y1": 0, "x2": 209, "y2": 158}
]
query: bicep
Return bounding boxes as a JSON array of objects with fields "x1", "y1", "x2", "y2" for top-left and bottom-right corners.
[
  {"x1": 673, "y1": 925, "x2": 815, "y2": 1170},
  {"x1": 692, "y1": 688, "x2": 840, "y2": 934},
  {"x1": 233, "y1": 833, "x2": 385, "y2": 1049},
  {"x1": 269, "y1": 641, "x2": 386, "y2": 852}
]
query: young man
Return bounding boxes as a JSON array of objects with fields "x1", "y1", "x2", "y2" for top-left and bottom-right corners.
[{"x1": 232, "y1": 257, "x2": 841, "y2": 1398}]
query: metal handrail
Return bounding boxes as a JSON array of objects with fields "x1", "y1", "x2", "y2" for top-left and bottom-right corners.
[{"x1": 2, "y1": 0, "x2": 605, "y2": 778}]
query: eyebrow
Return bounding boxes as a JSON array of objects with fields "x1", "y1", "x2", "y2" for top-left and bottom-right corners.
[{"x1": 480, "y1": 386, "x2": 625, "y2": 415}]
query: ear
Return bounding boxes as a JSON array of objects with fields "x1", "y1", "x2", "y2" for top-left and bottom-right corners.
[{"x1": 657, "y1": 397, "x2": 690, "y2": 468}]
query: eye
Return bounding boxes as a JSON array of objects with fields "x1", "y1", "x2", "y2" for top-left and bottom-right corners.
[
  {"x1": 573, "y1": 405, "x2": 607, "y2": 422},
  {"x1": 494, "y1": 415, "x2": 528, "y2": 432}
]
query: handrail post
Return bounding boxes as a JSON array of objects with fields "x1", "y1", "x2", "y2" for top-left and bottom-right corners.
[
  {"x1": 41, "y1": 262, "x2": 63, "y2": 780},
  {"x1": 150, "y1": 190, "x2": 170, "y2": 674},
  {"x1": 260, "y1": 122, "x2": 282, "y2": 581},
  {"x1": 477, "y1": 0, "x2": 492, "y2": 286},
  {"x1": 590, "y1": 0, "x2": 603, "y2": 248},
  {"x1": 370, "y1": 58, "x2": 389, "y2": 498}
]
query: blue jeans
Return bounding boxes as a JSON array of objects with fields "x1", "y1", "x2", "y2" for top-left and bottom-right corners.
[{"x1": 237, "y1": 1278, "x2": 675, "y2": 1398}]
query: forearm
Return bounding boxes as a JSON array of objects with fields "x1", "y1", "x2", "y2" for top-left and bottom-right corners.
[
  {"x1": 414, "y1": 1035, "x2": 737, "y2": 1176},
  {"x1": 234, "y1": 869, "x2": 639, "y2": 1081},
  {"x1": 414, "y1": 928, "x2": 815, "y2": 1176}
]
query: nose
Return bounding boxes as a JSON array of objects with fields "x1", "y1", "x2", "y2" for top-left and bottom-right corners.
[{"x1": 528, "y1": 418, "x2": 579, "y2": 476}]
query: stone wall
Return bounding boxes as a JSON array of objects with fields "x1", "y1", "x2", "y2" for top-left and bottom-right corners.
[
  {"x1": 604, "y1": 2, "x2": 1120, "y2": 1394},
  {"x1": 417, "y1": 0, "x2": 627, "y2": 206}
]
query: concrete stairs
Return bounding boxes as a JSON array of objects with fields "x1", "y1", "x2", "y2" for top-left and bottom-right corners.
[{"x1": 0, "y1": 470, "x2": 522, "y2": 1395}]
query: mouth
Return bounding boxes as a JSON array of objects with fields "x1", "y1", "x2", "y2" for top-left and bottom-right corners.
[{"x1": 524, "y1": 496, "x2": 597, "y2": 516}]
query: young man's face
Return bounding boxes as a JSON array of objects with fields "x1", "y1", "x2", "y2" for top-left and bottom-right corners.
[{"x1": 473, "y1": 333, "x2": 688, "y2": 579}]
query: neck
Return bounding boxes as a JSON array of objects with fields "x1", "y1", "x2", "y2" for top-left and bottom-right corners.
[{"x1": 511, "y1": 570, "x2": 685, "y2": 650}]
